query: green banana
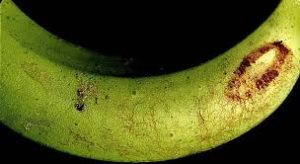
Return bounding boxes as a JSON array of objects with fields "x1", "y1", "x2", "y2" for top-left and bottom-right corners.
[{"x1": 1, "y1": 0, "x2": 300, "y2": 162}]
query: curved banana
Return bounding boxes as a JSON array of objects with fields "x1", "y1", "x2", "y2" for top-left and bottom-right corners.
[{"x1": 1, "y1": 0, "x2": 300, "y2": 162}]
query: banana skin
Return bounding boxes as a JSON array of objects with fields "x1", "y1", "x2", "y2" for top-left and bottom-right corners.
[{"x1": 1, "y1": 0, "x2": 300, "y2": 162}]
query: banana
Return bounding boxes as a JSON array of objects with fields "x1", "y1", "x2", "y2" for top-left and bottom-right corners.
[{"x1": 1, "y1": 0, "x2": 300, "y2": 162}]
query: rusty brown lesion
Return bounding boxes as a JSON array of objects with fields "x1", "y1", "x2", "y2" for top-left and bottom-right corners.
[
  {"x1": 75, "y1": 82, "x2": 97, "y2": 111},
  {"x1": 226, "y1": 41, "x2": 292, "y2": 102}
]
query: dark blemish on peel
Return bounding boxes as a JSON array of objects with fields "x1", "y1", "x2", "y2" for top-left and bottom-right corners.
[
  {"x1": 105, "y1": 95, "x2": 109, "y2": 100},
  {"x1": 75, "y1": 123, "x2": 78, "y2": 126},
  {"x1": 226, "y1": 41, "x2": 291, "y2": 102},
  {"x1": 256, "y1": 70, "x2": 279, "y2": 90},
  {"x1": 132, "y1": 91, "x2": 136, "y2": 95},
  {"x1": 77, "y1": 88, "x2": 85, "y2": 99},
  {"x1": 95, "y1": 97, "x2": 98, "y2": 104},
  {"x1": 273, "y1": 41, "x2": 289, "y2": 55},
  {"x1": 75, "y1": 102, "x2": 86, "y2": 111},
  {"x1": 75, "y1": 83, "x2": 97, "y2": 111},
  {"x1": 236, "y1": 58, "x2": 251, "y2": 76},
  {"x1": 245, "y1": 91, "x2": 252, "y2": 98},
  {"x1": 170, "y1": 133, "x2": 174, "y2": 137}
]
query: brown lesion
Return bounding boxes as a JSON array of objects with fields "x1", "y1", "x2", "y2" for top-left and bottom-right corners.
[
  {"x1": 68, "y1": 129, "x2": 104, "y2": 150},
  {"x1": 75, "y1": 82, "x2": 97, "y2": 111},
  {"x1": 226, "y1": 41, "x2": 292, "y2": 102},
  {"x1": 21, "y1": 62, "x2": 53, "y2": 91},
  {"x1": 256, "y1": 69, "x2": 279, "y2": 90}
]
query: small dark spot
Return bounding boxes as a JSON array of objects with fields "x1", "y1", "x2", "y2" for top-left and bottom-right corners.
[
  {"x1": 75, "y1": 123, "x2": 78, "y2": 126},
  {"x1": 75, "y1": 73, "x2": 79, "y2": 79},
  {"x1": 256, "y1": 79, "x2": 264, "y2": 90},
  {"x1": 224, "y1": 72, "x2": 227, "y2": 75},
  {"x1": 75, "y1": 102, "x2": 86, "y2": 111},
  {"x1": 68, "y1": 83, "x2": 71, "y2": 86},
  {"x1": 170, "y1": 133, "x2": 174, "y2": 137},
  {"x1": 228, "y1": 79, "x2": 241, "y2": 89},
  {"x1": 245, "y1": 91, "x2": 252, "y2": 98},
  {"x1": 95, "y1": 97, "x2": 98, "y2": 104},
  {"x1": 186, "y1": 76, "x2": 190, "y2": 79},
  {"x1": 35, "y1": 98, "x2": 39, "y2": 101},
  {"x1": 132, "y1": 91, "x2": 136, "y2": 95},
  {"x1": 105, "y1": 95, "x2": 109, "y2": 100}
]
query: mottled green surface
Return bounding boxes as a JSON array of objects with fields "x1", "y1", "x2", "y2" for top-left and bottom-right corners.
[{"x1": 1, "y1": 0, "x2": 300, "y2": 162}]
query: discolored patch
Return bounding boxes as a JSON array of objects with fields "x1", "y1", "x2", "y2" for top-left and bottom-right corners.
[
  {"x1": 23, "y1": 119, "x2": 51, "y2": 135},
  {"x1": 68, "y1": 129, "x2": 104, "y2": 150},
  {"x1": 226, "y1": 41, "x2": 292, "y2": 102},
  {"x1": 21, "y1": 62, "x2": 53, "y2": 91},
  {"x1": 75, "y1": 102, "x2": 86, "y2": 111},
  {"x1": 75, "y1": 82, "x2": 97, "y2": 111}
]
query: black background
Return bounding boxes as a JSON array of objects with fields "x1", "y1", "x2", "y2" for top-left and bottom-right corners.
[
  {"x1": 1, "y1": 0, "x2": 299, "y2": 163},
  {"x1": 11, "y1": 0, "x2": 280, "y2": 76}
]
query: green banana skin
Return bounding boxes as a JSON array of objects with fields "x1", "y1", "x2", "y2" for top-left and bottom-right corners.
[{"x1": 1, "y1": 0, "x2": 300, "y2": 162}]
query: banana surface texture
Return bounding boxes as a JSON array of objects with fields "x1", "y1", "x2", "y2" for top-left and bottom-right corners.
[{"x1": 1, "y1": 0, "x2": 300, "y2": 162}]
